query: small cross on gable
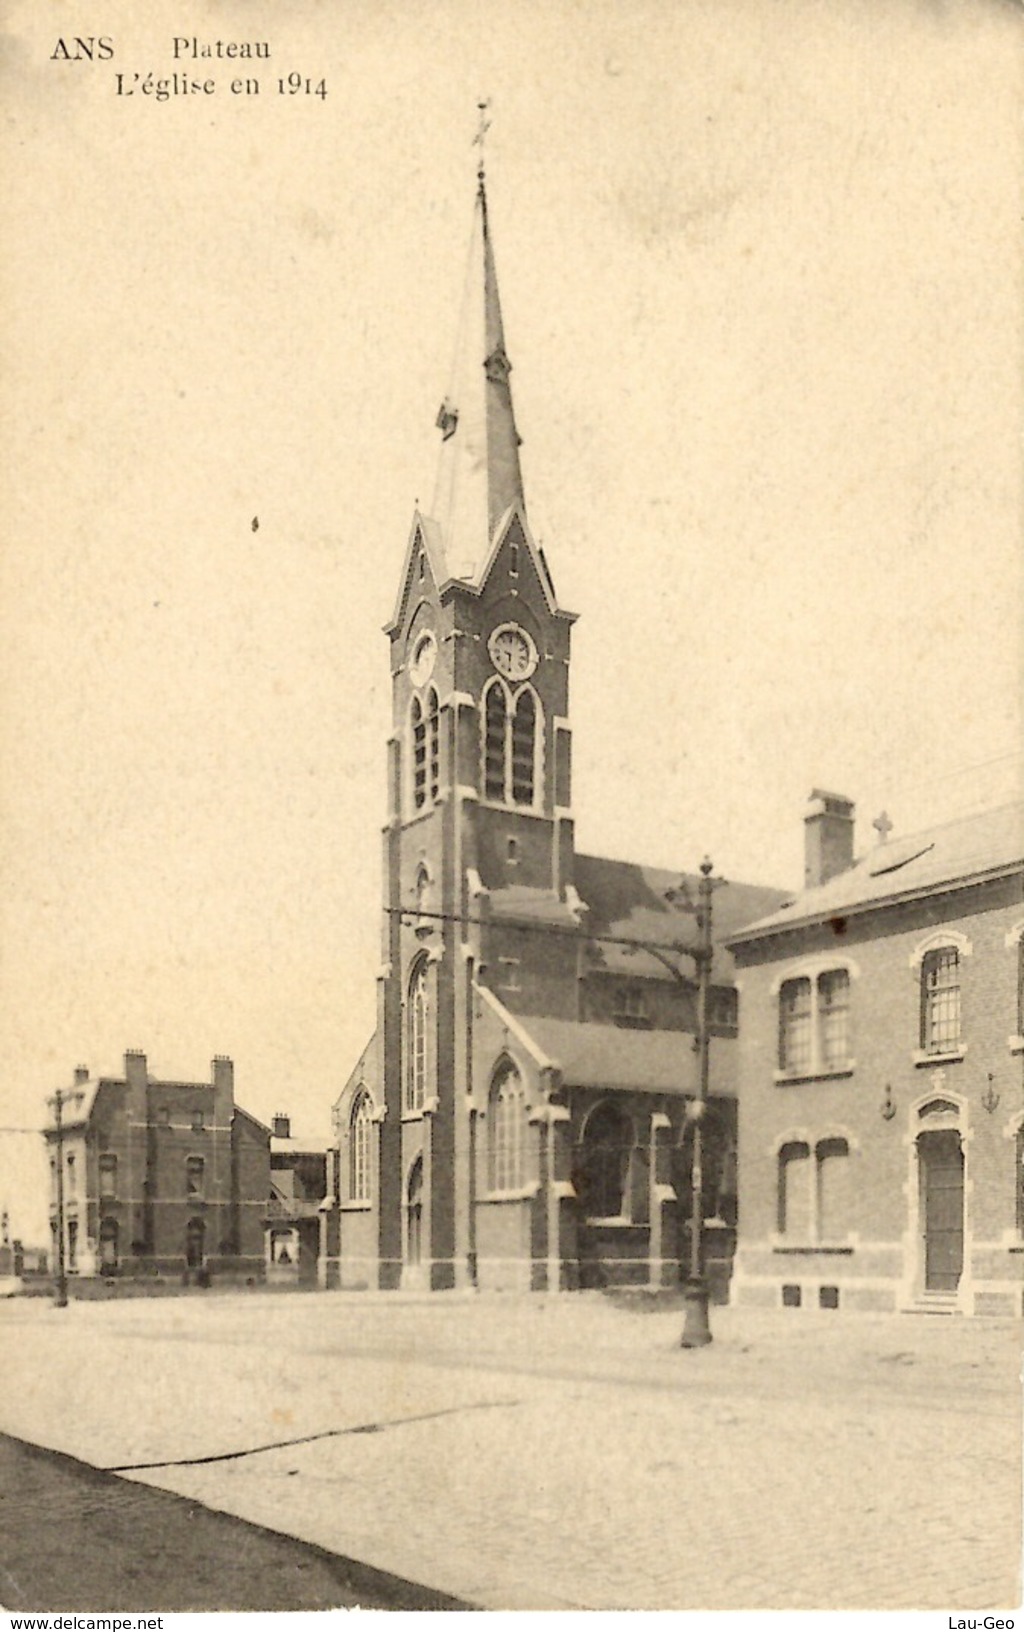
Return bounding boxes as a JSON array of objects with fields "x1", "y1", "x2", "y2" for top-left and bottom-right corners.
[{"x1": 873, "y1": 810, "x2": 893, "y2": 844}]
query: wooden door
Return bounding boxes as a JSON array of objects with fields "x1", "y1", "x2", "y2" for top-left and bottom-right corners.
[{"x1": 918, "y1": 1128, "x2": 964, "y2": 1292}]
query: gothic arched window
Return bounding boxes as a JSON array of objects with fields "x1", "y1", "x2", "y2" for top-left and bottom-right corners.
[
  {"x1": 511, "y1": 690, "x2": 536, "y2": 805},
  {"x1": 484, "y1": 681, "x2": 507, "y2": 801},
  {"x1": 349, "y1": 1091, "x2": 373, "y2": 1203},
  {"x1": 425, "y1": 687, "x2": 440, "y2": 803},
  {"x1": 488, "y1": 1063, "x2": 526, "y2": 1192},
  {"x1": 406, "y1": 960, "x2": 429, "y2": 1113},
  {"x1": 411, "y1": 696, "x2": 427, "y2": 810},
  {"x1": 482, "y1": 679, "x2": 540, "y2": 808}
]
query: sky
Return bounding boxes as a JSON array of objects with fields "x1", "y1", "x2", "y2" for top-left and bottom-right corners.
[{"x1": 1, "y1": 0, "x2": 1021, "y2": 1243}]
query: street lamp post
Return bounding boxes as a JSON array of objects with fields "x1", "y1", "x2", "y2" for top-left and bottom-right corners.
[
  {"x1": 49, "y1": 1088, "x2": 68, "y2": 1308},
  {"x1": 680, "y1": 856, "x2": 714, "y2": 1348}
]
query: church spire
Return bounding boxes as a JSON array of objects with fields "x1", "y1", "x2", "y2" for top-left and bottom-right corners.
[{"x1": 430, "y1": 107, "x2": 525, "y2": 576}]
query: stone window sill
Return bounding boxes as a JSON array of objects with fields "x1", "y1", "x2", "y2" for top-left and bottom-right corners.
[
  {"x1": 913, "y1": 1046, "x2": 966, "y2": 1067},
  {"x1": 773, "y1": 1064, "x2": 855, "y2": 1086},
  {"x1": 481, "y1": 1183, "x2": 539, "y2": 1204},
  {"x1": 772, "y1": 1244, "x2": 855, "y2": 1256},
  {"x1": 1008, "y1": 1035, "x2": 1024, "y2": 1056},
  {"x1": 341, "y1": 1200, "x2": 372, "y2": 1213}
]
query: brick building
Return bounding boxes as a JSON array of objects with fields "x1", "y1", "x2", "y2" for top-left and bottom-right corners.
[
  {"x1": 727, "y1": 794, "x2": 1024, "y2": 1316},
  {"x1": 43, "y1": 1051, "x2": 269, "y2": 1280},
  {"x1": 265, "y1": 1113, "x2": 328, "y2": 1286},
  {"x1": 322, "y1": 170, "x2": 786, "y2": 1293}
]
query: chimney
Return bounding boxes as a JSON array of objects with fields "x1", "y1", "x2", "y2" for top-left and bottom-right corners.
[
  {"x1": 804, "y1": 790, "x2": 855, "y2": 888},
  {"x1": 124, "y1": 1049, "x2": 147, "y2": 1088},
  {"x1": 272, "y1": 1113, "x2": 291, "y2": 1140},
  {"x1": 73, "y1": 1065, "x2": 89, "y2": 1085}
]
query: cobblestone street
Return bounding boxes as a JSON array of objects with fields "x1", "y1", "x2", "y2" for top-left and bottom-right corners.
[{"x1": 1, "y1": 1290, "x2": 1019, "y2": 1611}]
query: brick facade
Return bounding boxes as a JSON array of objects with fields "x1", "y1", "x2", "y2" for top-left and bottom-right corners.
[
  {"x1": 728, "y1": 799, "x2": 1024, "y2": 1317},
  {"x1": 44, "y1": 1051, "x2": 270, "y2": 1281}
]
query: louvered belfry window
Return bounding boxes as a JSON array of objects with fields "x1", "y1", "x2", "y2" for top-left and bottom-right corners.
[
  {"x1": 511, "y1": 690, "x2": 536, "y2": 805},
  {"x1": 484, "y1": 684, "x2": 507, "y2": 801}
]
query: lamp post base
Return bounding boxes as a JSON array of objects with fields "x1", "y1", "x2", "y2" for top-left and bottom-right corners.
[{"x1": 680, "y1": 1277, "x2": 712, "y2": 1347}]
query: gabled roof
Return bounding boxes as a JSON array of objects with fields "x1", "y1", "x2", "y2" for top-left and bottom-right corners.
[
  {"x1": 521, "y1": 1015, "x2": 699, "y2": 1094},
  {"x1": 574, "y1": 853, "x2": 790, "y2": 983},
  {"x1": 730, "y1": 800, "x2": 1024, "y2": 944}
]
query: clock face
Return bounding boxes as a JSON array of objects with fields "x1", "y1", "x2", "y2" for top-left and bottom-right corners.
[
  {"x1": 488, "y1": 623, "x2": 537, "y2": 681},
  {"x1": 409, "y1": 632, "x2": 437, "y2": 688}
]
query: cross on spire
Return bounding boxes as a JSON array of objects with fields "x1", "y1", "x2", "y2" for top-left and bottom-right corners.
[
  {"x1": 873, "y1": 810, "x2": 893, "y2": 845},
  {"x1": 473, "y1": 97, "x2": 492, "y2": 185}
]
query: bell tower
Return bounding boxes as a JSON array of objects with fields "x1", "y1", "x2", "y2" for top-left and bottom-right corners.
[{"x1": 376, "y1": 142, "x2": 577, "y2": 1289}]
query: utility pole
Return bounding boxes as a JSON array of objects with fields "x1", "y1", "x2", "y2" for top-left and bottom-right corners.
[
  {"x1": 680, "y1": 856, "x2": 715, "y2": 1348},
  {"x1": 49, "y1": 1088, "x2": 68, "y2": 1308}
]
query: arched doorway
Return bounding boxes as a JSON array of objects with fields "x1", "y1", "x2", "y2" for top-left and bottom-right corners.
[
  {"x1": 577, "y1": 1102, "x2": 634, "y2": 1220},
  {"x1": 914, "y1": 1099, "x2": 964, "y2": 1296},
  {"x1": 406, "y1": 1157, "x2": 423, "y2": 1268}
]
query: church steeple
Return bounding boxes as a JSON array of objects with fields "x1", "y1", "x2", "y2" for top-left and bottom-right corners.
[{"x1": 430, "y1": 152, "x2": 525, "y2": 578}]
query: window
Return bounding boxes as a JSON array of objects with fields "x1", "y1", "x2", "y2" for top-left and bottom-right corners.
[
  {"x1": 349, "y1": 1093, "x2": 373, "y2": 1203},
  {"x1": 778, "y1": 969, "x2": 851, "y2": 1076},
  {"x1": 158, "y1": 1105, "x2": 170, "y2": 1126},
  {"x1": 1016, "y1": 1123, "x2": 1024, "y2": 1237},
  {"x1": 1016, "y1": 939, "x2": 1024, "y2": 1037},
  {"x1": 777, "y1": 1141, "x2": 811, "y2": 1236},
  {"x1": 65, "y1": 1153, "x2": 76, "y2": 1196},
  {"x1": 510, "y1": 691, "x2": 536, "y2": 805},
  {"x1": 411, "y1": 696, "x2": 426, "y2": 809},
  {"x1": 426, "y1": 688, "x2": 439, "y2": 803},
  {"x1": 816, "y1": 1137, "x2": 852, "y2": 1240},
  {"x1": 778, "y1": 1137, "x2": 851, "y2": 1241},
  {"x1": 920, "y1": 947, "x2": 961, "y2": 1055},
  {"x1": 818, "y1": 971, "x2": 850, "y2": 1068},
  {"x1": 409, "y1": 686, "x2": 440, "y2": 813},
  {"x1": 481, "y1": 679, "x2": 540, "y2": 807},
  {"x1": 497, "y1": 956, "x2": 521, "y2": 992},
  {"x1": 99, "y1": 1218, "x2": 119, "y2": 1272},
  {"x1": 191, "y1": 1108, "x2": 204, "y2": 1132},
  {"x1": 613, "y1": 983, "x2": 650, "y2": 1028},
  {"x1": 484, "y1": 683, "x2": 507, "y2": 801},
  {"x1": 488, "y1": 1064, "x2": 526, "y2": 1192},
  {"x1": 99, "y1": 1154, "x2": 117, "y2": 1199},
  {"x1": 710, "y1": 987, "x2": 739, "y2": 1033},
  {"x1": 67, "y1": 1219, "x2": 78, "y2": 1272},
  {"x1": 186, "y1": 1156, "x2": 205, "y2": 1197},
  {"x1": 406, "y1": 960, "x2": 428, "y2": 1113}
]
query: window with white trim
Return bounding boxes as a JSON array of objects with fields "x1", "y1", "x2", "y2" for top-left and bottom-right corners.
[
  {"x1": 778, "y1": 968, "x2": 851, "y2": 1075},
  {"x1": 777, "y1": 1136, "x2": 851, "y2": 1240},
  {"x1": 349, "y1": 1092, "x2": 373, "y2": 1203},
  {"x1": 186, "y1": 1156, "x2": 205, "y2": 1197},
  {"x1": 488, "y1": 1064, "x2": 526, "y2": 1193},
  {"x1": 920, "y1": 946, "x2": 961, "y2": 1055}
]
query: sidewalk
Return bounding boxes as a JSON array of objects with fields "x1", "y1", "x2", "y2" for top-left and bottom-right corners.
[
  {"x1": 1, "y1": 1290, "x2": 1019, "y2": 1611},
  {"x1": 0, "y1": 1432, "x2": 473, "y2": 1612}
]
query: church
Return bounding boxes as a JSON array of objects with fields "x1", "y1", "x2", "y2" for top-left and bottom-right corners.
[{"x1": 322, "y1": 163, "x2": 786, "y2": 1293}]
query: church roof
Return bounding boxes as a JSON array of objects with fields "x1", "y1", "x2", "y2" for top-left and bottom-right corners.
[
  {"x1": 573, "y1": 853, "x2": 790, "y2": 983},
  {"x1": 730, "y1": 799, "x2": 1024, "y2": 944},
  {"x1": 522, "y1": 1015, "x2": 702, "y2": 1095}
]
